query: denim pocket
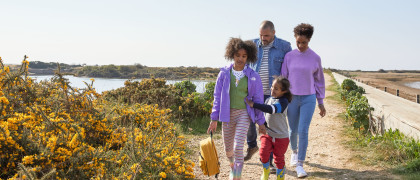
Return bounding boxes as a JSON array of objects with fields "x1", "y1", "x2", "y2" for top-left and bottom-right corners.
[{"x1": 272, "y1": 58, "x2": 283, "y2": 74}]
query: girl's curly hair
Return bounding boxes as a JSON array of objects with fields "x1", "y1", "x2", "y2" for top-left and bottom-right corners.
[
  {"x1": 224, "y1": 38, "x2": 257, "y2": 63},
  {"x1": 293, "y1": 23, "x2": 314, "y2": 39}
]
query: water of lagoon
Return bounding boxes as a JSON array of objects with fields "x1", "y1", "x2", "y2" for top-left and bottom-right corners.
[
  {"x1": 30, "y1": 75, "x2": 212, "y2": 93},
  {"x1": 405, "y1": 81, "x2": 420, "y2": 90}
]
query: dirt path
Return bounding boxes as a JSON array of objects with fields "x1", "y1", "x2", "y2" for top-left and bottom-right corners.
[{"x1": 189, "y1": 73, "x2": 400, "y2": 179}]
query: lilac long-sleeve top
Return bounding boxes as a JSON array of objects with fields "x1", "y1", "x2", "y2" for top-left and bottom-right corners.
[{"x1": 281, "y1": 48, "x2": 325, "y2": 104}]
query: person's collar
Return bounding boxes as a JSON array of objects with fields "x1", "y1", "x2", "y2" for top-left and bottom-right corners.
[
  {"x1": 231, "y1": 65, "x2": 247, "y2": 72},
  {"x1": 224, "y1": 64, "x2": 252, "y2": 76},
  {"x1": 243, "y1": 64, "x2": 253, "y2": 77},
  {"x1": 298, "y1": 47, "x2": 311, "y2": 54}
]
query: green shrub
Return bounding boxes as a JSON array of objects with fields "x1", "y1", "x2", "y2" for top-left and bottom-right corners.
[
  {"x1": 341, "y1": 79, "x2": 365, "y2": 100},
  {"x1": 341, "y1": 79, "x2": 371, "y2": 133},
  {"x1": 174, "y1": 80, "x2": 196, "y2": 97},
  {"x1": 204, "y1": 82, "x2": 215, "y2": 101},
  {"x1": 345, "y1": 92, "x2": 373, "y2": 133},
  {"x1": 341, "y1": 79, "x2": 358, "y2": 92}
]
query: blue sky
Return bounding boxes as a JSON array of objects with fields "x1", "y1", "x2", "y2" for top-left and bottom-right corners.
[{"x1": 1, "y1": 0, "x2": 419, "y2": 70}]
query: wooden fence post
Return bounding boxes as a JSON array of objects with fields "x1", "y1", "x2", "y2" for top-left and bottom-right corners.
[{"x1": 384, "y1": 87, "x2": 387, "y2": 92}]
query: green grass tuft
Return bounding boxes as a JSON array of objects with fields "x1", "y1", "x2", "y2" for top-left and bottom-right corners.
[
  {"x1": 326, "y1": 73, "x2": 342, "y2": 102},
  {"x1": 178, "y1": 116, "x2": 215, "y2": 135}
]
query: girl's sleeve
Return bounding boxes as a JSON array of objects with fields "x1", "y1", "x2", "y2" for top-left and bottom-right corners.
[
  {"x1": 253, "y1": 74, "x2": 266, "y2": 125},
  {"x1": 281, "y1": 53, "x2": 290, "y2": 78},
  {"x1": 210, "y1": 71, "x2": 223, "y2": 120},
  {"x1": 253, "y1": 99, "x2": 288, "y2": 114},
  {"x1": 314, "y1": 57, "x2": 325, "y2": 105},
  {"x1": 253, "y1": 103, "x2": 274, "y2": 114}
]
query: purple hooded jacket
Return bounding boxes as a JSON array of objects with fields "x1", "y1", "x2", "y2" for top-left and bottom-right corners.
[{"x1": 210, "y1": 64, "x2": 265, "y2": 125}]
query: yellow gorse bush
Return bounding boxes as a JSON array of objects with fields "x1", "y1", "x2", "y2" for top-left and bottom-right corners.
[
  {"x1": 0, "y1": 57, "x2": 194, "y2": 179},
  {"x1": 103, "y1": 78, "x2": 214, "y2": 124}
]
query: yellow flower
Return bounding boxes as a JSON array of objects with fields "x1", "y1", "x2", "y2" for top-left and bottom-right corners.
[
  {"x1": 130, "y1": 163, "x2": 138, "y2": 172},
  {"x1": 69, "y1": 133, "x2": 79, "y2": 148},
  {"x1": 22, "y1": 155, "x2": 35, "y2": 165},
  {"x1": 159, "y1": 172, "x2": 167, "y2": 178}
]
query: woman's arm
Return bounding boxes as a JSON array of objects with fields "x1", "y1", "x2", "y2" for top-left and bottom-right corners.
[{"x1": 314, "y1": 57, "x2": 326, "y2": 117}]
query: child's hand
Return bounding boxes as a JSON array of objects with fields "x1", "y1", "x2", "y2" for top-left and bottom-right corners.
[
  {"x1": 318, "y1": 104, "x2": 326, "y2": 117},
  {"x1": 207, "y1": 121, "x2": 218, "y2": 134},
  {"x1": 245, "y1": 98, "x2": 254, "y2": 107},
  {"x1": 258, "y1": 124, "x2": 266, "y2": 135}
]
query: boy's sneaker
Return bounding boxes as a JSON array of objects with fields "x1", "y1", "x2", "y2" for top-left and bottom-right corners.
[
  {"x1": 244, "y1": 146, "x2": 258, "y2": 161},
  {"x1": 296, "y1": 165, "x2": 307, "y2": 178},
  {"x1": 290, "y1": 152, "x2": 298, "y2": 166}
]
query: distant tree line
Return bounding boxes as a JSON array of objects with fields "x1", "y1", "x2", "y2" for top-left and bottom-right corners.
[
  {"x1": 28, "y1": 61, "x2": 219, "y2": 80},
  {"x1": 29, "y1": 61, "x2": 82, "y2": 69},
  {"x1": 327, "y1": 68, "x2": 420, "y2": 74},
  {"x1": 76, "y1": 64, "x2": 219, "y2": 79}
]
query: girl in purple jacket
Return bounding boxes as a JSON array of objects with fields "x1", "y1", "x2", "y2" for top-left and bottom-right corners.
[{"x1": 207, "y1": 38, "x2": 266, "y2": 180}]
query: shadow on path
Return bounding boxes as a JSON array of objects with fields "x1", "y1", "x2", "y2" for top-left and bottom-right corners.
[{"x1": 306, "y1": 162, "x2": 397, "y2": 180}]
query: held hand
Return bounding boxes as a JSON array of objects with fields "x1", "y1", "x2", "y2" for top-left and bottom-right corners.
[
  {"x1": 245, "y1": 98, "x2": 254, "y2": 107},
  {"x1": 207, "y1": 121, "x2": 218, "y2": 134},
  {"x1": 319, "y1": 104, "x2": 326, "y2": 117},
  {"x1": 258, "y1": 124, "x2": 267, "y2": 135}
]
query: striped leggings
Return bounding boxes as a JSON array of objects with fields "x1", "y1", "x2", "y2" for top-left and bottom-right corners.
[{"x1": 222, "y1": 109, "x2": 251, "y2": 164}]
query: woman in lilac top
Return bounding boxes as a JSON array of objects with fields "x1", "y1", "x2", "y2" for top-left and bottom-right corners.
[{"x1": 281, "y1": 23, "x2": 326, "y2": 178}]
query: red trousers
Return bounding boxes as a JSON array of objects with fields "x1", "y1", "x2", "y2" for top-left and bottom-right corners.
[{"x1": 259, "y1": 134, "x2": 289, "y2": 169}]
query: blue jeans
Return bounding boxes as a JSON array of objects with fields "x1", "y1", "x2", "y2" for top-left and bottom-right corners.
[
  {"x1": 247, "y1": 95, "x2": 270, "y2": 148},
  {"x1": 288, "y1": 94, "x2": 316, "y2": 162}
]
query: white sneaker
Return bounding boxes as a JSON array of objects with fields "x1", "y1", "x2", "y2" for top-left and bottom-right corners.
[
  {"x1": 296, "y1": 165, "x2": 307, "y2": 178},
  {"x1": 290, "y1": 152, "x2": 298, "y2": 166}
]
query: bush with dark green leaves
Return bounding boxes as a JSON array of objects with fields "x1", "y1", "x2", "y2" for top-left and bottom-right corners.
[
  {"x1": 341, "y1": 79, "x2": 365, "y2": 100},
  {"x1": 174, "y1": 80, "x2": 196, "y2": 97}
]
